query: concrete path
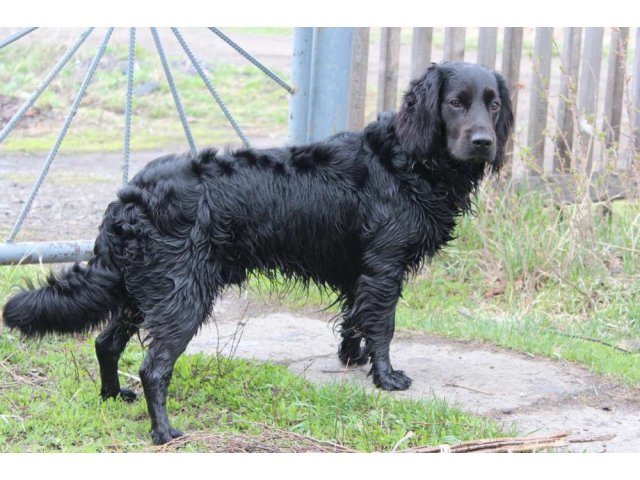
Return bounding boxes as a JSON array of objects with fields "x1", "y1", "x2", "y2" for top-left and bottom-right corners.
[{"x1": 186, "y1": 292, "x2": 640, "y2": 453}]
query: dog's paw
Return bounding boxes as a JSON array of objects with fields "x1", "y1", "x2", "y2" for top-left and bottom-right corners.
[
  {"x1": 101, "y1": 387, "x2": 138, "y2": 402},
  {"x1": 373, "y1": 369, "x2": 413, "y2": 391},
  {"x1": 338, "y1": 338, "x2": 369, "y2": 366},
  {"x1": 151, "y1": 428, "x2": 185, "y2": 445},
  {"x1": 118, "y1": 388, "x2": 138, "y2": 403}
]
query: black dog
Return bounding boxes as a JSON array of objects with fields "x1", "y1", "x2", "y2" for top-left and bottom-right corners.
[{"x1": 3, "y1": 62, "x2": 513, "y2": 445}]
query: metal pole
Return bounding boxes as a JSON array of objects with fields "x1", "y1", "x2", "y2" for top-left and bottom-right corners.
[
  {"x1": 288, "y1": 27, "x2": 313, "y2": 145},
  {"x1": 6, "y1": 28, "x2": 114, "y2": 243},
  {"x1": 0, "y1": 241, "x2": 95, "y2": 265},
  {"x1": 307, "y1": 28, "x2": 354, "y2": 143},
  {"x1": 208, "y1": 27, "x2": 293, "y2": 94},
  {"x1": 123, "y1": 27, "x2": 136, "y2": 186},
  {"x1": 0, "y1": 27, "x2": 38, "y2": 49},
  {"x1": 172, "y1": 28, "x2": 250, "y2": 148},
  {"x1": 150, "y1": 27, "x2": 198, "y2": 157}
]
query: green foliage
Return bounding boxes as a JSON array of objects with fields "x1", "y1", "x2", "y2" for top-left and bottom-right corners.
[{"x1": 0, "y1": 331, "x2": 507, "y2": 452}]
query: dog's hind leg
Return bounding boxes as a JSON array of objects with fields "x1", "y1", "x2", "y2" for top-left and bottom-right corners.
[
  {"x1": 338, "y1": 294, "x2": 370, "y2": 366},
  {"x1": 338, "y1": 336, "x2": 370, "y2": 366},
  {"x1": 138, "y1": 287, "x2": 215, "y2": 445},
  {"x1": 139, "y1": 335, "x2": 193, "y2": 445},
  {"x1": 95, "y1": 310, "x2": 139, "y2": 402}
]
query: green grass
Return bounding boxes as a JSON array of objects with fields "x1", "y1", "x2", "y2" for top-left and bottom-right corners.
[
  {"x1": 0, "y1": 331, "x2": 508, "y2": 452},
  {"x1": 0, "y1": 265, "x2": 509, "y2": 452}
]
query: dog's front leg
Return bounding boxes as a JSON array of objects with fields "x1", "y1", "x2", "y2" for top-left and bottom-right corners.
[{"x1": 350, "y1": 263, "x2": 413, "y2": 391}]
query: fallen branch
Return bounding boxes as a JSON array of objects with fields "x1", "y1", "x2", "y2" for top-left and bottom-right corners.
[
  {"x1": 404, "y1": 432, "x2": 570, "y2": 453},
  {"x1": 445, "y1": 382, "x2": 492, "y2": 396},
  {"x1": 568, "y1": 433, "x2": 616, "y2": 444},
  {"x1": 117, "y1": 370, "x2": 141, "y2": 384},
  {"x1": 551, "y1": 330, "x2": 638, "y2": 354}
]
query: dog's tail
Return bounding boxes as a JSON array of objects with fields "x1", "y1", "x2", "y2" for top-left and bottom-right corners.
[
  {"x1": 2, "y1": 202, "x2": 128, "y2": 337},
  {"x1": 2, "y1": 258, "x2": 124, "y2": 337}
]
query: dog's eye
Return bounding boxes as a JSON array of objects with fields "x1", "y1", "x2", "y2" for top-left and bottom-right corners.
[
  {"x1": 449, "y1": 99, "x2": 463, "y2": 109},
  {"x1": 490, "y1": 101, "x2": 501, "y2": 111}
]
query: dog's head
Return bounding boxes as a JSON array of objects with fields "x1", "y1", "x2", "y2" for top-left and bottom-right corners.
[{"x1": 395, "y1": 62, "x2": 514, "y2": 173}]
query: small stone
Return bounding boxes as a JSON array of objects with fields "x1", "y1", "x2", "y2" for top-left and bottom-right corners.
[{"x1": 133, "y1": 81, "x2": 160, "y2": 97}]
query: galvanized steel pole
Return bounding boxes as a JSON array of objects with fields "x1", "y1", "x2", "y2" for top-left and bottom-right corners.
[
  {"x1": 0, "y1": 241, "x2": 95, "y2": 265},
  {"x1": 288, "y1": 27, "x2": 313, "y2": 145},
  {"x1": 307, "y1": 28, "x2": 354, "y2": 143}
]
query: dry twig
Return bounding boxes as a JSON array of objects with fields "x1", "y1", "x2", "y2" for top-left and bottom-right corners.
[{"x1": 404, "y1": 432, "x2": 570, "y2": 453}]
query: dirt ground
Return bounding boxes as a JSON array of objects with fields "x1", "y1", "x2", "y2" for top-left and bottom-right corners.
[{"x1": 1, "y1": 28, "x2": 639, "y2": 452}]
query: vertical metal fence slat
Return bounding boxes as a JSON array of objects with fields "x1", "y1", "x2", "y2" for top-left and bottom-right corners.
[
  {"x1": 0, "y1": 27, "x2": 38, "y2": 49},
  {"x1": 6, "y1": 28, "x2": 114, "y2": 243},
  {"x1": 122, "y1": 27, "x2": 136, "y2": 186},
  {"x1": 171, "y1": 27, "x2": 250, "y2": 148},
  {"x1": 208, "y1": 27, "x2": 293, "y2": 94},
  {"x1": 0, "y1": 27, "x2": 94, "y2": 145},
  {"x1": 150, "y1": 27, "x2": 197, "y2": 157}
]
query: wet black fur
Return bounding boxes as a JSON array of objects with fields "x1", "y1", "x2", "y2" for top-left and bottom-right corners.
[{"x1": 3, "y1": 62, "x2": 513, "y2": 445}]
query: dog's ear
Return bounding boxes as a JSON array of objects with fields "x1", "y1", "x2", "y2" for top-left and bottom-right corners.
[
  {"x1": 395, "y1": 63, "x2": 442, "y2": 160},
  {"x1": 492, "y1": 71, "x2": 514, "y2": 173}
]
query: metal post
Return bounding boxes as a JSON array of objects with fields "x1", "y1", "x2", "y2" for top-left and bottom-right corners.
[
  {"x1": 0, "y1": 241, "x2": 95, "y2": 265},
  {"x1": 307, "y1": 28, "x2": 354, "y2": 143},
  {"x1": 288, "y1": 27, "x2": 314, "y2": 145}
]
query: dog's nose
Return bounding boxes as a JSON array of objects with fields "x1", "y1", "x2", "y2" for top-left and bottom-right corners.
[{"x1": 471, "y1": 133, "x2": 493, "y2": 148}]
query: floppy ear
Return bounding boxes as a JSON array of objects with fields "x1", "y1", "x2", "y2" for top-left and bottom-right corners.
[
  {"x1": 492, "y1": 71, "x2": 514, "y2": 173},
  {"x1": 395, "y1": 63, "x2": 442, "y2": 161}
]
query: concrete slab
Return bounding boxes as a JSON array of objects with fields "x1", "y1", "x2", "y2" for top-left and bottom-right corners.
[{"x1": 186, "y1": 297, "x2": 640, "y2": 452}]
